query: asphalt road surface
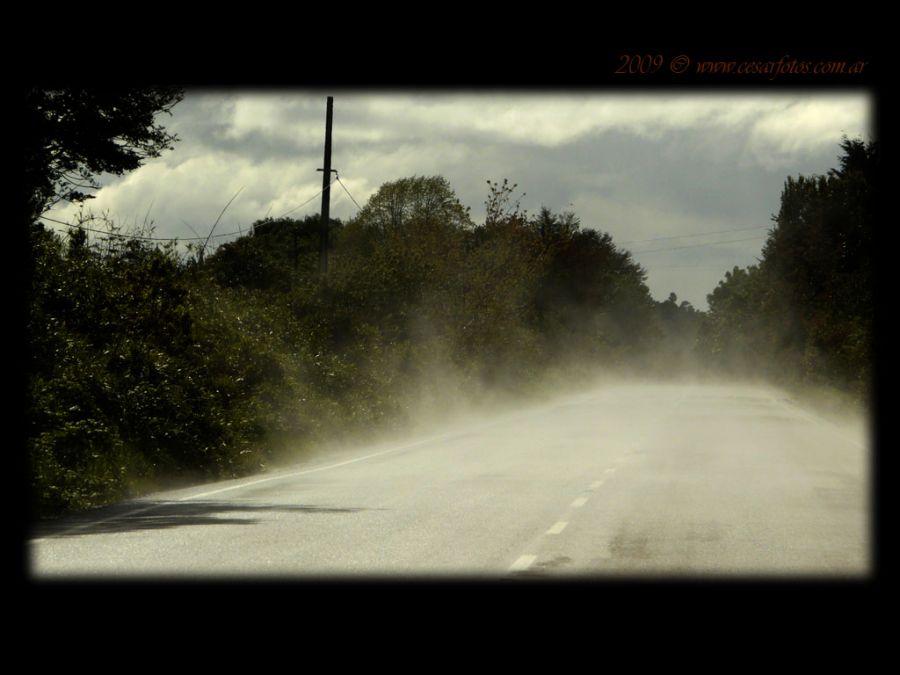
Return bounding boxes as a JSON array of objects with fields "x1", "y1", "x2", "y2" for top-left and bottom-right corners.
[{"x1": 28, "y1": 382, "x2": 870, "y2": 579}]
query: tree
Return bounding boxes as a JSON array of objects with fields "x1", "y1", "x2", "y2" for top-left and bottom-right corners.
[
  {"x1": 24, "y1": 87, "x2": 184, "y2": 223},
  {"x1": 756, "y1": 137, "x2": 876, "y2": 391},
  {"x1": 697, "y1": 137, "x2": 876, "y2": 394},
  {"x1": 530, "y1": 206, "x2": 654, "y2": 348},
  {"x1": 205, "y1": 215, "x2": 342, "y2": 292},
  {"x1": 484, "y1": 178, "x2": 528, "y2": 228},
  {"x1": 533, "y1": 205, "x2": 579, "y2": 242},
  {"x1": 352, "y1": 175, "x2": 473, "y2": 233}
]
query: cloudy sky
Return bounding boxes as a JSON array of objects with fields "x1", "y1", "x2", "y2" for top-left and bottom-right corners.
[{"x1": 45, "y1": 90, "x2": 871, "y2": 309}]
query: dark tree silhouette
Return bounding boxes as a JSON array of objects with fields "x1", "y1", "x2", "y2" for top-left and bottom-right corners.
[
  {"x1": 698, "y1": 137, "x2": 876, "y2": 395},
  {"x1": 24, "y1": 87, "x2": 184, "y2": 223}
]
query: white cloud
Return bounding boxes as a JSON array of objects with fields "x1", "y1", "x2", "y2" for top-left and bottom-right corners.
[
  {"x1": 348, "y1": 93, "x2": 869, "y2": 150},
  {"x1": 743, "y1": 97, "x2": 871, "y2": 168},
  {"x1": 49, "y1": 152, "x2": 329, "y2": 240},
  {"x1": 224, "y1": 96, "x2": 321, "y2": 145},
  {"x1": 180, "y1": 92, "x2": 866, "y2": 154}
]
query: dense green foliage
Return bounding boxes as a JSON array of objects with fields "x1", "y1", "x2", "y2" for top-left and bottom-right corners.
[
  {"x1": 697, "y1": 138, "x2": 877, "y2": 398},
  {"x1": 27, "y1": 177, "x2": 666, "y2": 516},
  {"x1": 27, "y1": 224, "x2": 259, "y2": 513}
]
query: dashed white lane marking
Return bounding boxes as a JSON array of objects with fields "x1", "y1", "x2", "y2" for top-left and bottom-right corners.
[
  {"x1": 509, "y1": 554, "x2": 537, "y2": 572},
  {"x1": 571, "y1": 497, "x2": 588, "y2": 508},
  {"x1": 547, "y1": 521, "x2": 568, "y2": 535},
  {"x1": 589, "y1": 480, "x2": 604, "y2": 490}
]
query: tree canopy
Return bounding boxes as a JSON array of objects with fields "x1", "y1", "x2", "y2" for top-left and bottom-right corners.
[
  {"x1": 352, "y1": 175, "x2": 473, "y2": 233},
  {"x1": 24, "y1": 87, "x2": 184, "y2": 223},
  {"x1": 697, "y1": 137, "x2": 876, "y2": 395}
]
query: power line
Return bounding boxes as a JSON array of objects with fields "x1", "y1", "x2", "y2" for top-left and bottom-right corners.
[
  {"x1": 652, "y1": 264, "x2": 751, "y2": 270},
  {"x1": 39, "y1": 215, "x2": 243, "y2": 242},
  {"x1": 278, "y1": 176, "x2": 337, "y2": 219},
  {"x1": 619, "y1": 224, "x2": 771, "y2": 245},
  {"x1": 37, "y1": 179, "x2": 339, "y2": 243},
  {"x1": 39, "y1": 215, "x2": 182, "y2": 241},
  {"x1": 335, "y1": 173, "x2": 362, "y2": 211},
  {"x1": 632, "y1": 235, "x2": 768, "y2": 255}
]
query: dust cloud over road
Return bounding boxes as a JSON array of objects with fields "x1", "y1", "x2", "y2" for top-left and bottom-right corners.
[{"x1": 29, "y1": 379, "x2": 870, "y2": 579}]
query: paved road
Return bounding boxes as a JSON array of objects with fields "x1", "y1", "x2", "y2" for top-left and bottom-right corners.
[{"x1": 28, "y1": 382, "x2": 870, "y2": 579}]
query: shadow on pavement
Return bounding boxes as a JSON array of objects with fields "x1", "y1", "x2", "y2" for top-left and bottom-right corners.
[{"x1": 31, "y1": 500, "x2": 370, "y2": 538}]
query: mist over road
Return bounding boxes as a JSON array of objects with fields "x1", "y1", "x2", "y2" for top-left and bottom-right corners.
[{"x1": 29, "y1": 382, "x2": 869, "y2": 578}]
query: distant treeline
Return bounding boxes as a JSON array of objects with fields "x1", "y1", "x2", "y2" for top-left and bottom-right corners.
[{"x1": 26, "y1": 141, "x2": 873, "y2": 517}]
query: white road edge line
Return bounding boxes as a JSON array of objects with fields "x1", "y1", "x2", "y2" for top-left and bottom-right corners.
[
  {"x1": 30, "y1": 432, "x2": 458, "y2": 541},
  {"x1": 547, "y1": 521, "x2": 568, "y2": 535},
  {"x1": 775, "y1": 398, "x2": 866, "y2": 450},
  {"x1": 571, "y1": 497, "x2": 588, "y2": 508},
  {"x1": 32, "y1": 384, "x2": 625, "y2": 544},
  {"x1": 183, "y1": 441, "x2": 441, "y2": 501},
  {"x1": 509, "y1": 554, "x2": 537, "y2": 572}
]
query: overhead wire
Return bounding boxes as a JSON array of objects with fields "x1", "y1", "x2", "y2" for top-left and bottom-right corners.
[
  {"x1": 335, "y1": 173, "x2": 362, "y2": 211},
  {"x1": 37, "y1": 178, "x2": 340, "y2": 243},
  {"x1": 39, "y1": 178, "x2": 765, "y2": 257},
  {"x1": 618, "y1": 224, "x2": 771, "y2": 245},
  {"x1": 39, "y1": 215, "x2": 185, "y2": 241},
  {"x1": 40, "y1": 214, "x2": 250, "y2": 242},
  {"x1": 652, "y1": 264, "x2": 755, "y2": 270},
  {"x1": 630, "y1": 235, "x2": 768, "y2": 255},
  {"x1": 277, "y1": 175, "x2": 337, "y2": 219}
]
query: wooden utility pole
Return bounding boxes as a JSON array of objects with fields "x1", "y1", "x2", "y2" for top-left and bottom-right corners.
[{"x1": 318, "y1": 96, "x2": 335, "y2": 276}]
